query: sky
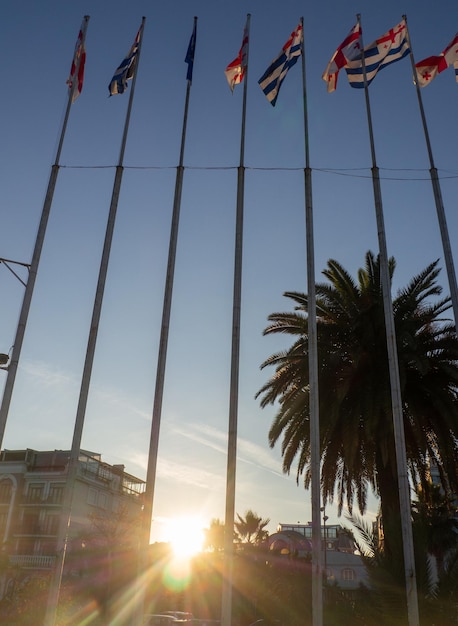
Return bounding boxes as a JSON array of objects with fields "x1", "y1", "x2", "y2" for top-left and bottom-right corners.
[{"x1": 1, "y1": 0, "x2": 457, "y2": 544}]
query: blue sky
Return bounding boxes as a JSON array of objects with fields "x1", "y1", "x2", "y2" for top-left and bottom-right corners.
[{"x1": 1, "y1": 0, "x2": 457, "y2": 542}]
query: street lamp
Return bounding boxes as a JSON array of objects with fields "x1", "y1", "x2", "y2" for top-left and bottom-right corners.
[
  {"x1": 0, "y1": 352, "x2": 10, "y2": 371},
  {"x1": 320, "y1": 507, "x2": 329, "y2": 580},
  {"x1": 0, "y1": 257, "x2": 30, "y2": 445}
]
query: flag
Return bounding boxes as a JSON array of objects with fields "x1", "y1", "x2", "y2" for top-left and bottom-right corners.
[
  {"x1": 109, "y1": 23, "x2": 143, "y2": 95},
  {"x1": 67, "y1": 20, "x2": 87, "y2": 102},
  {"x1": 185, "y1": 21, "x2": 197, "y2": 82},
  {"x1": 345, "y1": 20, "x2": 410, "y2": 88},
  {"x1": 322, "y1": 23, "x2": 362, "y2": 92},
  {"x1": 415, "y1": 33, "x2": 458, "y2": 87},
  {"x1": 225, "y1": 21, "x2": 249, "y2": 91},
  {"x1": 258, "y1": 22, "x2": 302, "y2": 106}
]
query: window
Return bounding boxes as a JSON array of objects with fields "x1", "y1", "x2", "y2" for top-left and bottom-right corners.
[
  {"x1": 48, "y1": 484, "x2": 64, "y2": 504},
  {"x1": 43, "y1": 514, "x2": 60, "y2": 536},
  {"x1": 0, "y1": 479, "x2": 13, "y2": 504},
  {"x1": 87, "y1": 488, "x2": 98, "y2": 506},
  {"x1": 16, "y1": 538, "x2": 35, "y2": 555},
  {"x1": 22, "y1": 511, "x2": 41, "y2": 534},
  {"x1": 98, "y1": 492, "x2": 108, "y2": 509},
  {"x1": 0, "y1": 511, "x2": 8, "y2": 534},
  {"x1": 28, "y1": 484, "x2": 44, "y2": 502},
  {"x1": 342, "y1": 568, "x2": 356, "y2": 581}
]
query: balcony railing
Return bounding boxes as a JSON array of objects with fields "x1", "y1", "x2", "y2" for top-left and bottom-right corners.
[{"x1": 9, "y1": 554, "x2": 55, "y2": 569}]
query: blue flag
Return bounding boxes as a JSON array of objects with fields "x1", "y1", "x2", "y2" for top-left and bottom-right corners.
[
  {"x1": 109, "y1": 24, "x2": 143, "y2": 95},
  {"x1": 258, "y1": 22, "x2": 302, "y2": 106},
  {"x1": 185, "y1": 21, "x2": 197, "y2": 82}
]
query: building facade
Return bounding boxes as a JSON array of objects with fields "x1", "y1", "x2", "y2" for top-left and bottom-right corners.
[
  {"x1": 0, "y1": 448, "x2": 145, "y2": 600},
  {"x1": 267, "y1": 522, "x2": 369, "y2": 589}
]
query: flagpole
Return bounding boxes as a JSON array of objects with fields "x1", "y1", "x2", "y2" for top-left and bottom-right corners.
[
  {"x1": 135, "y1": 20, "x2": 197, "y2": 626},
  {"x1": 221, "y1": 14, "x2": 250, "y2": 626},
  {"x1": 357, "y1": 14, "x2": 419, "y2": 626},
  {"x1": 0, "y1": 15, "x2": 90, "y2": 452},
  {"x1": 43, "y1": 18, "x2": 146, "y2": 626},
  {"x1": 143, "y1": 11, "x2": 197, "y2": 548},
  {"x1": 404, "y1": 16, "x2": 458, "y2": 328},
  {"x1": 299, "y1": 17, "x2": 323, "y2": 626}
]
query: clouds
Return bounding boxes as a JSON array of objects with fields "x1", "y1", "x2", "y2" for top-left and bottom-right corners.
[{"x1": 169, "y1": 421, "x2": 285, "y2": 478}]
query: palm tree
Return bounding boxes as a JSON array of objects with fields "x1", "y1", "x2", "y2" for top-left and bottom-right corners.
[
  {"x1": 235, "y1": 510, "x2": 270, "y2": 545},
  {"x1": 412, "y1": 481, "x2": 458, "y2": 577},
  {"x1": 204, "y1": 518, "x2": 226, "y2": 552},
  {"x1": 256, "y1": 252, "x2": 458, "y2": 558}
]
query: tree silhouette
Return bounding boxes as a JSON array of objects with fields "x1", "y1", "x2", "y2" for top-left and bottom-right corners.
[
  {"x1": 235, "y1": 510, "x2": 270, "y2": 545},
  {"x1": 257, "y1": 252, "x2": 458, "y2": 560}
]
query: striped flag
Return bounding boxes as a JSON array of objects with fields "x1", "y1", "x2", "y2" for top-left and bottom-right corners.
[
  {"x1": 67, "y1": 20, "x2": 87, "y2": 102},
  {"x1": 185, "y1": 20, "x2": 197, "y2": 82},
  {"x1": 322, "y1": 23, "x2": 362, "y2": 92},
  {"x1": 109, "y1": 23, "x2": 143, "y2": 95},
  {"x1": 225, "y1": 20, "x2": 249, "y2": 92},
  {"x1": 345, "y1": 20, "x2": 410, "y2": 88},
  {"x1": 415, "y1": 33, "x2": 458, "y2": 87},
  {"x1": 258, "y1": 22, "x2": 302, "y2": 106}
]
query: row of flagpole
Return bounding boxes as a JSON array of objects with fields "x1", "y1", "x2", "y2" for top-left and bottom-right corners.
[{"x1": 0, "y1": 11, "x2": 456, "y2": 626}]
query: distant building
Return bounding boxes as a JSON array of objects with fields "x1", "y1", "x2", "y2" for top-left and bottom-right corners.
[
  {"x1": 0, "y1": 448, "x2": 145, "y2": 600},
  {"x1": 266, "y1": 522, "x2": 368, "y2": 589},
  {"x1": 277, "y1": 522, "x2": 356, "y2": 552}
]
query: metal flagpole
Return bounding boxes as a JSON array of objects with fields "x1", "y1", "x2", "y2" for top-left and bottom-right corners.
[
  {"x1": 0, "y1": 15, "x2": 90, "y2": 452},
  {"x1": 356, "y1": 14, "x2": 419, "y2": 626},
  {"x1": 142, "y1": 12, "x2": 197, "y2": 596},
  {"x1": 143, "y1": 16, "x2": 197, "y2": 545},
  {"x1": 43, "y1": 18, "x2": 146, "y2": 626},
  {"x1": 299, "y1": 17, "x2": 323, "y2": 626},
  {"x1": 404, "y1": 15, "x2": 458, "y2": 327},
  {"x1": 221, "y1": 14, "x2": 250, "y2": 626}
]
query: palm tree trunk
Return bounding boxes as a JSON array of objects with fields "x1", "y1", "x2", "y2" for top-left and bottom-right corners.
[{"x1": 376, "y1": 448, "x2": 405, "y2": 573}]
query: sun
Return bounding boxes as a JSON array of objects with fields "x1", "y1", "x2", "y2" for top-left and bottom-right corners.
[{"x1": 165, "y1": 516, "x2": 205, "y2": 558}]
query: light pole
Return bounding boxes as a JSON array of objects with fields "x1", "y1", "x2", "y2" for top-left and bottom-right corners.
[
  {"x1": 0, "y1": 257, "x2": 30, "y2": 428},
  {"x1": 320, "y1": 507, "x2": 328, "y2": 580}
]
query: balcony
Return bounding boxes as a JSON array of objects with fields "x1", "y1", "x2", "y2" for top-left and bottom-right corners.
[{"x1": 9, "y1": 554, "x2": 55, "y2": 569}]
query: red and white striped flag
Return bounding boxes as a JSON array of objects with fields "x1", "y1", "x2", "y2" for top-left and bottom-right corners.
[
  {"x1": 322, "y1": 23, "x2": 362, "y2": 92},
  {"x1": 67, "y1": 20, "x2": 87, "y2": 102},
  {"x1": 415, "y1": 33, "x2": 458, "y2": 87},
  {"x1": 225, "y1": 21, "x2": 249, "y2": 91}
]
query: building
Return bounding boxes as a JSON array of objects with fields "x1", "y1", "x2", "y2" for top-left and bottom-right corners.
[
  {"x1": 277, "y1": 522, "x2": 357, "y2": 553},
  {"x1": 0, "y1": 448, "x2": 145, "y2": 600},
  {"x1": 266, "y1": 522, "x2": 369, "y2": 589}
]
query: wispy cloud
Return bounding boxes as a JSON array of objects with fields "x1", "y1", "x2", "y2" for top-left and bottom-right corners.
[
  {"x1": 20, "y1": 357, "x2": 150, "y2": 420},
  {"x1": 157, "y1": 457, "x2": 225, "y2": 491},
  {"x1": 170, "y1": 422, "x2": 285, "y2": 479},
  {"x1": 123, "y1": 449, "x2": 224, "y2": 492},
  {"x1": 16, "y1": 359, "x2": 287, "y2": 502},
  {"x1": 21, "y1": 359, "x2": 76, "y2": 389}
]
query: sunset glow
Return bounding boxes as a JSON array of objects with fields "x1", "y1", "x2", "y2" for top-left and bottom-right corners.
[{"x1": 165, "y1": 516, "x2": 205, "y2": 558}]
